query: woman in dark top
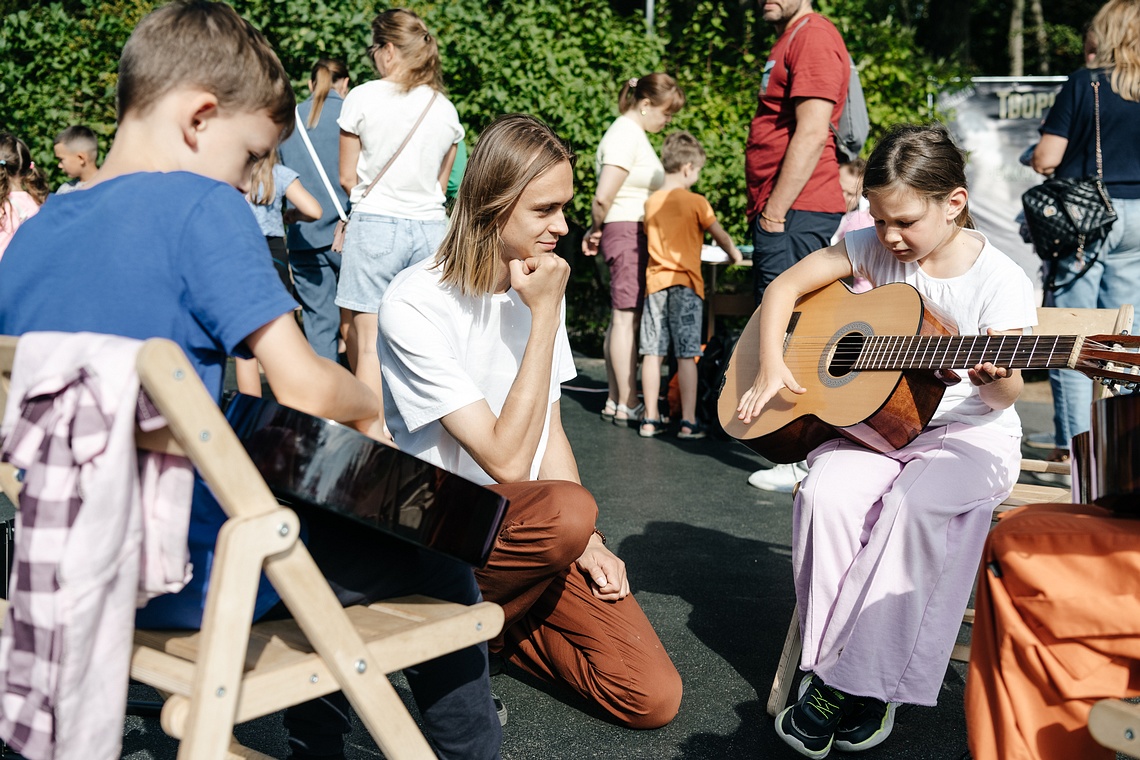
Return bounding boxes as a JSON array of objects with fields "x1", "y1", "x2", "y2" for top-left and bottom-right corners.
[
  {"x1": 278, "y1": 58, "x2": 351, "y2": 362},
  {"x1": 1031, "y1": 0, "x2": 1140, "y2": 457}
]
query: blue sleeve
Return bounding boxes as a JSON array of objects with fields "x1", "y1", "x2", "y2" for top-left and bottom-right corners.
[
  {"x1": 273, "y1": 163, "x2": 300, "y2": 205},
  {"x1": 1041, "y1": 72, "x2": 1079, "y2": 138},
  {"x1": 178, "y1": 185, "x2": 297, "y2": 357}
]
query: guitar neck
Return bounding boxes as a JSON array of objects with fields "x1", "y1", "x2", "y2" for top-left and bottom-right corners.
[{"x1": 853, "y1": 334, "x2": 1082, "y2": 371}]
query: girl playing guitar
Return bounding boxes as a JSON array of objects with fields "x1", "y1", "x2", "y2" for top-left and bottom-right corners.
[{"x1": 737, "y1": 123, "x2": 1037, "y2": 758}]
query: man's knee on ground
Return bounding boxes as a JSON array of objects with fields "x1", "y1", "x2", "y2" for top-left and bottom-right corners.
[
  {"x1": 536, "y1": 480, "x2": 599, "y2": 567},
  {"x1": 612, "y1": 664, "x2": 683, "y2": 730}
]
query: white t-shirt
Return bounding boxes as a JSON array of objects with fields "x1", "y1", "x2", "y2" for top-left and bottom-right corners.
[
  {"x1": 377, "y1": 257, "x2": 578, "y2": 485},
  {"x1": 595, "y1": 115, "x2": 664, "y2": 223},
  {"x1": 844, "y1": 226, "x2": 1037, "y2": 433},
  {"x1": 338, "y1": 80, "x2": 463, "y2": 220}
]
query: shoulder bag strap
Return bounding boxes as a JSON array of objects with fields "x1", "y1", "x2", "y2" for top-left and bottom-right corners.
[
  {"x1": 1091, "y1": 76, "x2": 1114, "y2": 213},
  {"x1": 355, "y1": 90, "x2": 439, "y2": 205},
  {"x1": 293, "y1": 107, "x2": 348, "y2": 222}
]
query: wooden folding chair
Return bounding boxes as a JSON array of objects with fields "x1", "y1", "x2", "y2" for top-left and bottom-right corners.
[
  {"x1": 0, "y1": 335, "x2": 504, "y2": 759},
  {"x1": 764, "y1": 304, "x2": 1135, "y2": 718}
]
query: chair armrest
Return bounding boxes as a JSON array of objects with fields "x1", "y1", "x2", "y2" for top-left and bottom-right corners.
[
  {"x1": 1019, "y1": 458, "x2": 1070, "y2": 476},
  {"x1": 1089, "y1": 698, "x2": 1140, "y2": 755}
]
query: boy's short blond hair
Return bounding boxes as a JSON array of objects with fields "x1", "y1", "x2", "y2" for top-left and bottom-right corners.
[
  {"x1": 117, "y1": 1, "x2": 294, "y2": 137},
  {"x1": 661, "y1": 130, "x2": 706, "y2": 174}
]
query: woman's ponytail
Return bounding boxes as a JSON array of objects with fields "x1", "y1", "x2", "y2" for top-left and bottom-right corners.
[{"x1": 307, "y1": 59, "x2": 350, "y2": 129}]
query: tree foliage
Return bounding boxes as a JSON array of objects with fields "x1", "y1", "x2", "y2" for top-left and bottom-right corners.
[
  {"x1": 1, "y1": 0, "x2": 969, "y2": 349},
  {"x1": 0, "y1": 0, "x2": 147, "y2": 182}
]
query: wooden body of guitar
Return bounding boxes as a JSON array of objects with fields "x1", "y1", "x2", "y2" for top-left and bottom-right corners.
[{"x1": 717, "y1": 281, "x2": 953, "y2": 463}]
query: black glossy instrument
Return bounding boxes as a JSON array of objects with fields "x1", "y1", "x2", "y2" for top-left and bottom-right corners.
[
  {"x1": 224, "y1": 394, "x2": 508, "y2": 567},
  {"x1": 1088, "y1": 393, "x2": 1140, "y2": 515}
]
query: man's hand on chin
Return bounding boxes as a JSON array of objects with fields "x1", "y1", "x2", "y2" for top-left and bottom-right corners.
[{"x1": 510, "y1": 254, "x2": 570, "y2": 314}]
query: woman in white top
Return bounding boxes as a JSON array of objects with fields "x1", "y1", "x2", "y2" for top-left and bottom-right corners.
[
  {"x1": 337, "y1": 8, "x2": 463, "y2": 437},
  {"x1": 583, "y1": 74, "x2": 685, "y2": 426}
]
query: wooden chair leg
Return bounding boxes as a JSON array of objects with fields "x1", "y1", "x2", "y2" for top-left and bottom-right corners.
[
  {"x1": 174, "y1": 510, "x2": 299, "y2": 760},
  {"x1": 267, "y1": 543, "x2": 438, "y2": 760},
  {"x1": 767, "y1": 603, "x2": 803, "y2": 717},
  {"x1": 224, "y1": 740, "x2": 277, "y2": 759}
]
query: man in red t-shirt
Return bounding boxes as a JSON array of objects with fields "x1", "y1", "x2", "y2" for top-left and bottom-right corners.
[
  {"x1": 743, "y1": 0, "x2": 851, "y2": 494},
  {"x1": 745, "y1": 0, "x2": 850, "y2": 307}
]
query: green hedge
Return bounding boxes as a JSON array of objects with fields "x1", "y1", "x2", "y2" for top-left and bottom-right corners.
[{"x1": 0, "y1": 0, "x2": 964, "y2": 353}]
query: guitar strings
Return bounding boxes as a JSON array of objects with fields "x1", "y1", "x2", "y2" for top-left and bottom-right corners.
[{"x1": 736, "y1": 335, "x2": 1098, "y2": 370}]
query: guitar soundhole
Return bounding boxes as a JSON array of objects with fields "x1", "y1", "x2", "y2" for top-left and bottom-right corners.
[
  {"x1": 817, "y1": 321, "x2": 873, "y2": 389},
  {"x1": 829, "y1": 333, "x2": 865, "y2": 377}
]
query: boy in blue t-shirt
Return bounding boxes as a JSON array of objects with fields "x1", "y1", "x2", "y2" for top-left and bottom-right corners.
[{"x1": 0, "y1": 3, "x2": 500, "y2": 758}]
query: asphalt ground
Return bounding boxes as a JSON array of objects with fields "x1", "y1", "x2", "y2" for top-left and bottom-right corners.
[{"x1": 103, "y1": 358, "x2": 1059, "y2": 759}]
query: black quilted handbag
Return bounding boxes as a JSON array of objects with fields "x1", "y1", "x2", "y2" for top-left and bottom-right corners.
[
  {"x1": 1022, "y1": 176, "x2": 1116, "y2": 261},
  {"x1": 1021, "y1": 76, "x2": 1117, "y2": 290}
]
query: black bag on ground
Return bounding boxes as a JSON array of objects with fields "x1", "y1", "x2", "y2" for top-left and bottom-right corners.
[{"x1": 697, "y1": 330, "x2": 739, "y2": 440}]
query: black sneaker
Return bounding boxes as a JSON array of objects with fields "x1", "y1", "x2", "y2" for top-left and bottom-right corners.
[
  {"x1": 775, "y1": 677, "x2": 851, "y2": 759},
  {"x1": 835, "y1": 697, "x2": 897, "y2": 752}
]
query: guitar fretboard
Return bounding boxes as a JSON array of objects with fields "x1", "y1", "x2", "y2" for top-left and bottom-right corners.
[{"x1": 851, "y1": 334, "x2": 1081, "y2": 371}]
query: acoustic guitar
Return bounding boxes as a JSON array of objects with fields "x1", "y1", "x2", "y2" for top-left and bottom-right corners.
[{"x1": 716, "y1": 281, "x2": 1140, "y2": 463}]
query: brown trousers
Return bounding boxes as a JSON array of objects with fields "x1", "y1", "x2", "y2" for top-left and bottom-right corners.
[
  {"x1": 965, "y1": 503, "x2": 1140, "y2": 760},
  {"x1": 477, "y1": 480, "x2": 682, "y2": 729}
]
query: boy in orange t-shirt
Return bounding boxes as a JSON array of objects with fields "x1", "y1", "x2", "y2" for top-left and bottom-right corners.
[{"x1": 639, "y1": 131, "x2": 741, "y2": 439}]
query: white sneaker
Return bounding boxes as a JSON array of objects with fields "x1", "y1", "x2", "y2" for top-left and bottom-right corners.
[{"x1": 747, "y1": 461, "x2": 809, "y2": 492}]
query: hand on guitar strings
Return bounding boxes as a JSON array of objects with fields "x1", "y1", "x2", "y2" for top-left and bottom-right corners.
[
  {"x1": 967, "y1": 362, "x2": 1012, "y2": 386},
  {"x1": 736, "y1": 358, "x2": 806, "y2": 425},
  {"x1": 967, "y1": 328, "x2": 1026, "y2": 412},
  {"x1": 967, "y1": 328, "x2": 1019, "y2": 387}
]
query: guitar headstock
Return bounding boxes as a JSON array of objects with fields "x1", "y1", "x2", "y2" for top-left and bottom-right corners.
[{"x1": 1077, "y1": 333, "x2": 1140, "y2": 391}]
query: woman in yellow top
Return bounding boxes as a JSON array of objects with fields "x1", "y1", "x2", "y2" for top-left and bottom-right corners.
[{"x1": 583, "y1": 73, "x2": 685, "y2": 426}]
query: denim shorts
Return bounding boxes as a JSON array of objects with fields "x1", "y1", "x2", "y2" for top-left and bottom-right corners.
[
  {"x1": 639, "y1": 286, "x2": 704, "y2": 358},
  {"x1": 335, "y1": 213, "x2": 449, "y2": 313}
]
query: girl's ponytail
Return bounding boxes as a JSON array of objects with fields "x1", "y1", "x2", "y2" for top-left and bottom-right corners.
[
  {"x1": 370, "y1": 10, "x2": 443, "y2": 93},
  {"x1": 247, "y1": 151, "x2": 279, "y2": 207},
  {"x1": 618, "y1": 78, "x2": 638, "y2": 113},
  {"x1": 21, "y1": 162, "x2": 49, "y2": 206}
]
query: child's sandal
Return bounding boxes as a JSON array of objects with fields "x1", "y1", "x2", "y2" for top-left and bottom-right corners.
[
  {"x1": 677, "y1": 419, "x2": 706, "y2": 440},
  {"x1": 613, "y1": 402, "x2": 644, "y2": 426},
  {"x1": 601, "y1": 398, "x2": 617, "y2": 421},
  {"x1": 639, "y1": 418, "x2": 666, "y2": 438}
]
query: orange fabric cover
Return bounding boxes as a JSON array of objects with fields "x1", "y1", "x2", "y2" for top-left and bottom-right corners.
[{"x1": 965, "y1": 502, "x2": 1140, "y2": 760}]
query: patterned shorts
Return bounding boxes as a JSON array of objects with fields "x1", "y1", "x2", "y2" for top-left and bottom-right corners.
[{"x1": 639, "y1": 285, "x2": 704, "y2": 358}]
